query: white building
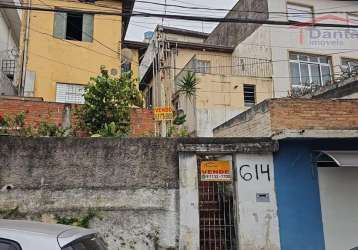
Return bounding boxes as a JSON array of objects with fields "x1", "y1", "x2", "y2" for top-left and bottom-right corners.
[
  {"x1": 207, "y1": 0, "x2": 358, "y2": 97},
  {"x1": 0, "y1": 0, "x2": 22, "y2": 96}
]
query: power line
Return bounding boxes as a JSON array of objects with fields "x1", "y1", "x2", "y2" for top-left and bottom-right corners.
[
  {"x1": 135, "y1": 0, "x2": 358, "y2": 15},
  {"x1": 3, "y1": 3, "x2": 358, "y2": 29}
]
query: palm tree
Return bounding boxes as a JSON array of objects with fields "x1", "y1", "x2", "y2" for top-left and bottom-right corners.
[{"x1": 176, "y1": 71, "x2": 198, "y2": 100}]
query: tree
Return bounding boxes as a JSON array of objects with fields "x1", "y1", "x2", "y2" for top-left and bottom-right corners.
[{"x1": 80, "y1": 67, "x2": 143, "y2": 136}]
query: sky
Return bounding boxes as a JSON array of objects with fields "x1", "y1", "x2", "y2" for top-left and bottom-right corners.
[{"x1": 125, "y1": 0, "x2": 238, "y2": 41}]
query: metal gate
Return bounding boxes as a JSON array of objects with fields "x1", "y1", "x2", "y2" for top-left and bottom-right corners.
[{"x1": 198, "y1": 157, "x2": 237, "y2": 250}]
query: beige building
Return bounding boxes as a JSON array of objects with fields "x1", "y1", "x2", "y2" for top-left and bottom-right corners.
[
  {"x1": 207, "y1": 0, "x2": 358, "y2": 97},
  {"x1": 139, "y1": 26, "x2": 273, "y2": 136}
]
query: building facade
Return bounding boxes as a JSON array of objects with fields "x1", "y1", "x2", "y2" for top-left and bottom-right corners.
[
  {"x1": 19, "y1": 0, "x2": 134, "y2": 103},
  {"x1": 122, "y1": 40, "x2": 148, "y2": 81},
  {"x1": 140, "y1": 26, "x2": 274, "y2": 136},
  {"x1": 207, "y1": 0, "x2": 358, "y2": 98},
  {"x1": 214, "y1": 97, "x2": 358, "y2": 250},
  {"x1": 0, "y1": 0, "x2": 22, "y2": 96}
]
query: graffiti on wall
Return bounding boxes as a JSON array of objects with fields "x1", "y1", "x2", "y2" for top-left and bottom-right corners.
[{"x1": 239, "y1": 164, "x2": 271, "y2": 182}]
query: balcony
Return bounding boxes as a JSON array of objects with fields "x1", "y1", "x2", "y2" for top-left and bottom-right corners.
[{"x1": 174, "y1": 54, "x2": 272, "y2": 91}]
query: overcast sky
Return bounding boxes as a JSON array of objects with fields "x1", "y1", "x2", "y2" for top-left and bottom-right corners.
[{"x1": 125, "y1": 0, "x2": 238, "y2": 41}]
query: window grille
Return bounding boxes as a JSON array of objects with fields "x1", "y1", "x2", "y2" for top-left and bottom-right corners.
[{"x1": 243, "y1": 84, "x2": 256, "y2": 107}]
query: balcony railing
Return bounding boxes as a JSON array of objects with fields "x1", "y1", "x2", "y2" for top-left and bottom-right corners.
[{"x1": 174, "y1": 54, "x2": 272, "y2": 90}]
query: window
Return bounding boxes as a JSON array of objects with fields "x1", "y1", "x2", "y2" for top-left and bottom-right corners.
[
  {"x1": 0, "y1": 239, "x2": 21, "y2": 250},
  {"x1": 195, "y1": 60, "x2": 211, "y2": 74},
  {"x1": 62, "y1": 234, "x2": 107, "y2": 250},
  {"x1": 56, "y1": 83, "x2": 85, "y2": 104},
  {"x1": 53, "y1": 11, "x2": 94, "y2": 42},
  {"x1": 342, "y1": 58, "x2": 358, "y2": 74},
  {"x1": 287, "y1": 3, "x2": 313, "y2": 22},
  {"x1": 121, "y1": 62, "x2": 132, "y2": 75},
  {"x1": 1, "y1": 59, "x2": 16, "y2": 80},
  {"x1": 243, "y1": 84, "x2": 256, "y2": 107},
  {"x1": 289, "y1": 52, "x2": 332, "y2": 87}
]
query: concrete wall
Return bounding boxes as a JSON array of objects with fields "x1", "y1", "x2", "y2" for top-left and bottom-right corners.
[
  {"x1": 25, "y1": 0, "x2": 122, "y2": 102},
  {"x1": 0, "y1": 9, "x2": 19, "y2": 53},
  {"x1": 0, "y1": 137, "x2": 179, "y2": 250},
  {"x1": 205, "y1": 0, "x2": 269, "y2": 47},
  {"x1": 165, "y1": 33, "x2": 206, "y2": 44},
  {"x1": 234, "y1": 153, "x2": 280, "y2": 250},
  {"x1": 213, "y1": 100, "x2": 272, "y2": 137}
]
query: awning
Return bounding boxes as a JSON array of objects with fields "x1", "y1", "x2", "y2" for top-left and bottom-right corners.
[{"x1": 314, "y1": 151, "x2": 358, "y2": 167}]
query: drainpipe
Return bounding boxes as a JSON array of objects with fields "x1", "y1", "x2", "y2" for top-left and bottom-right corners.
[{"x1": 20, "y1": 0, "x2": 31, "y2": 96}]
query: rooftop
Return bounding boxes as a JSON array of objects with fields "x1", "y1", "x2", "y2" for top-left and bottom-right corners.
[{"x1": 156, "y1": 25, "x2": 210, "y2": 39}]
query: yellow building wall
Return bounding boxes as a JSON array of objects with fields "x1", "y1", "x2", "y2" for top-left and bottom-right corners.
[
  {"x1": 25, "y1": 0, "x2": 122, "y2": 101},
  {"x1": 178, "y1": 73, "x2": 273, "y2": 136},
  {"x1": 195, "y1": 74, "x2": 272, "y2": 109}
]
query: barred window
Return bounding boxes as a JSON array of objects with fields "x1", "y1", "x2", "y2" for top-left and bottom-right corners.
[{"x1": 243, "y1": 84, "x2": 256, "y2": 107}]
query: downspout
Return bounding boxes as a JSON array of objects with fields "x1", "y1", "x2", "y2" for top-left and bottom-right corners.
[{"x1": 20, "y1": 0, "x2": 31, "y2": 96}]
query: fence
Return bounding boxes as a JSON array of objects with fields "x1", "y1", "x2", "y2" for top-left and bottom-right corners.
[{"x1": 175, "y1": 53, "x2": 272, "y2": 86}]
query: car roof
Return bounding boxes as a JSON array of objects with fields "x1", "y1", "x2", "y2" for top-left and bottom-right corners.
[
  {"x1": 0, "y1": 219, "x2": 74, "y2": 236},
  {"x1": 0, "y1": 220, "x2": 97, "y2": 247}
]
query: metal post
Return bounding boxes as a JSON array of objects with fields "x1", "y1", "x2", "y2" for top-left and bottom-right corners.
[{"x1": 20, "y1": 0, "x2": 31, "y2": 96}]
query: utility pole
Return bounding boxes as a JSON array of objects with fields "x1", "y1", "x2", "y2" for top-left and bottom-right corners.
[{"x1": 20, "y1": 0, "x2": 31, "y2": 96}]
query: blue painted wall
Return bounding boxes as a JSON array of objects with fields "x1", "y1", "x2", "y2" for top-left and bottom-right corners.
[{"x1": 273, "y1": 139, "x2": 358, "y2": 250}]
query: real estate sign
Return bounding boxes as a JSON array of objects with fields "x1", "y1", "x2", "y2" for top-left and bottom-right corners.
[
  {"x1": 154, "y1": 107, "x2": 174, "y2": 121},
  {"x1": 200, "y1": 161, "x2": 232, "y2": 182}
]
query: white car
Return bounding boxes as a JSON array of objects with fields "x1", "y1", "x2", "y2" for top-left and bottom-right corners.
[{"x1": 0, "y1": 219, "x2": 107, "y2": 250}]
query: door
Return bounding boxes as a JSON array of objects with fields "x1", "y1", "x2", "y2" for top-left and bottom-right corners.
[
  {"x1": 318, "y1": 167, "x2": 358, "y2": 250},
  {"x1": 197, "y1": 155, "x2": 237, "y2": 250}
]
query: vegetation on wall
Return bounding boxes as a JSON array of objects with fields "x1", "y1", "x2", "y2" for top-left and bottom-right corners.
[
  {"x1": 79, "y1": 67, "x2": 143, "y2": 137},
  {"x1": 0, "y1": 206, "x2": 26, "y2": 220},
  {"x1": 176, "y1": 71, "x2": 198, "y2": 100},
  {"x1": 54, "y1": 208, "x2": 99, "y2": 228},
  {"x1": 0, "y1": 112, "x2": 71, "y2": 137}
]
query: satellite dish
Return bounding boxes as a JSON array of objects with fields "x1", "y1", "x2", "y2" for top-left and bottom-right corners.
[{"x1": 122, "y1": 48, "x2": 133, "y2": 63}]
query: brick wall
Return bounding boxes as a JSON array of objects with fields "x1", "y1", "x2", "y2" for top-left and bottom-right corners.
[
  {"x1": 213, "y1": 98, "x2": 358, "y2": 137},
  {"x1": 270, "y1": 99, "x2": 358, "y2": 132},
  {"x1": 0, "y1": 97, "x2": 155, "y2": 136}
]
